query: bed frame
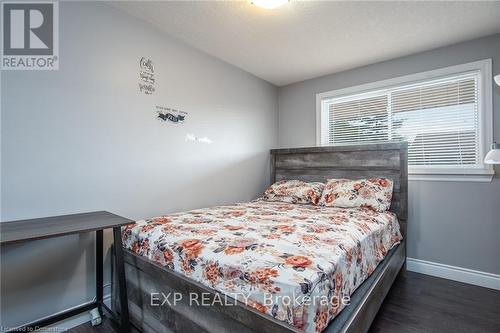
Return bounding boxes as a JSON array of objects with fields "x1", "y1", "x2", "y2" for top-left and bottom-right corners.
[{"x1": 112, "y1": 142, "x2": 408, "y2": 333}]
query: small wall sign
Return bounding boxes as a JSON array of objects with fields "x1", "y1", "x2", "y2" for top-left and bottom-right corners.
[
  {"x1": 156, "y1": 105, "x2": 188, "y2": 124},
  {"x1": 138, "y1": 57, "x2": 155, "y2": 95}
]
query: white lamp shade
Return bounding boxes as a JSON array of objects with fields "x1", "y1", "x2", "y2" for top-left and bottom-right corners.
[
  {"x1": 484, "y1": 143, "x2": 500, "y2": 164},
  {"x1": 495, "y1": 74, "x2": 500, "y2": 87}
]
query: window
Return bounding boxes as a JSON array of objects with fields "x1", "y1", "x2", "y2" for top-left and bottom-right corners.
[{"x1": 317, "y1": 60, "x2": 494, "y2": 181}]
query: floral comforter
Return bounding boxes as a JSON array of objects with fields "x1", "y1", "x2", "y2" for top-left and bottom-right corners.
[{"x1": 122, "y1": 200, "x2": 402, "y2": 333}]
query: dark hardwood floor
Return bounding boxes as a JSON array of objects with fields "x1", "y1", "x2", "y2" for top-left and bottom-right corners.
[
  {"x1": 368, "y1": 271, "x2": 500, "y2": 333},
  {"x1": 69, "y1": 271, "x2": 500, "y2": 333}
]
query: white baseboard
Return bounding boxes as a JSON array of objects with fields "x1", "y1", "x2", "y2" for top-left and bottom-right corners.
[{"x1": 406, "y1": 257, "x2": 500, "y2": 290}]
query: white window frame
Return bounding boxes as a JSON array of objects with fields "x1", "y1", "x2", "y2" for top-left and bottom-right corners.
[{"x1": 316, "y1": 59, "x2": 494, "y2": 182}]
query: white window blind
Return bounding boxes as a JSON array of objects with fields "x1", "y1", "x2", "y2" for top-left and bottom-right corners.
[
  {"x1": 391, "y1": 74, "x2": 478, "y2": 167},
  {"x1": 321, "y1": 70, "x2": 490, "y2": 175},
  {"x1": 328, "y1": 94, "x2": 389, "y2": 144}
]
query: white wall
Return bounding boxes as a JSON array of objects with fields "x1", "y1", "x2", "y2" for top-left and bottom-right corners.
[
  {"x1": 0, "y1": 2, "x2": 278, "y2": 328},
  {"x1": 278, "y1": 34, "x2": 500, "y2": 275}
]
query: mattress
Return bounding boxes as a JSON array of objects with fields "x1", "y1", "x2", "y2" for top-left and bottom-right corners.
[{"x1": 122, "y1": 200, "x2": 402, "y2": 333}]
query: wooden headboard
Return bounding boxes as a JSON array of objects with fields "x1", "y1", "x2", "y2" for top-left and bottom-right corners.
[{"x1": 270, "y1": 143, "x2": 408, "y2": 236}]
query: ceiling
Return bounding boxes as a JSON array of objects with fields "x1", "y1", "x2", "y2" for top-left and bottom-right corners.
[{"x1": 111, "y1": 1, "x2": 500, "y2": 86}]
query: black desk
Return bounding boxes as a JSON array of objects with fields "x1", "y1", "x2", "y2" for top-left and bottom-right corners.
[{"x1": 0, "y1": 211, "x2": 135, "y2": 332}]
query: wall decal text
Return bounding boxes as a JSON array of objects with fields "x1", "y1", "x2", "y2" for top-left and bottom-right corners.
[
  {"x1": 139, "y1": 57, "x2": 155, "y2": 95},
  {"x1": 156, "y1": 105, "x2": 188, "y2": 124}
]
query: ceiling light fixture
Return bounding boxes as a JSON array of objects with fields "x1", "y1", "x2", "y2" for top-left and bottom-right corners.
[{"x1": 251, "y1": 0, "x2": 289, "y2": 9}]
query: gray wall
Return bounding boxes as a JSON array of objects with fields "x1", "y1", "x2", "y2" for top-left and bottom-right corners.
[
  {"x1": 278, "y1": 34, "x2": 500, "y2": 275},
  {"x1": 1, "y1": 1, "x2": 499, "y2": 329},
  {"x1": 0, "y1": 2, "x2": 277, "y2": 328}
]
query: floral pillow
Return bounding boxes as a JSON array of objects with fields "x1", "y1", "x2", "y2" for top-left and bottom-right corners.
[
  {"x1": 319, "y1": 178, "x2": 393, "y2": 212},
  {"x1": 263, "y1": 180, "x2": 325, "y2": 205}
]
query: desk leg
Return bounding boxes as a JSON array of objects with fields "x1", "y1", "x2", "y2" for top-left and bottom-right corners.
[
  {"x1": 113, "y1": 226, "x2": 131, "y2": 333},
  {"x1": 96, "y1": 230, "x2": 103, "y2": 315}
]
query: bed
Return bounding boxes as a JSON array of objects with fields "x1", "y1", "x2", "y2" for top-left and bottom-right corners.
[{"x1": 112, "y1": 142, "x2": 408, "y2": 333}]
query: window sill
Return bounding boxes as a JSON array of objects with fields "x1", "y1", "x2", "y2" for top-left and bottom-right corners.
[{"x1": 409, "y1": 173, "x2": 494, "y2": 182}]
